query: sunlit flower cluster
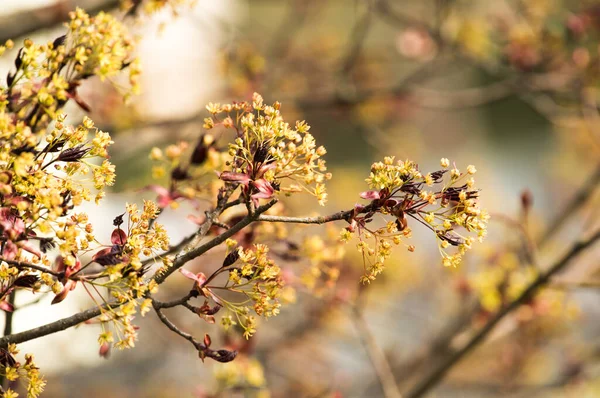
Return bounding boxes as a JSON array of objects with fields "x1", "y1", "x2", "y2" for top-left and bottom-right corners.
[
  {"x1": 225, "y1": 243, "x2": 284, "y2": 338},
  {"x1": 343, "y1": 156, "x2": 489, "y2": 283},
  {"x1": 5, "y1": 9, "x2": 138, "y2": 131},
  {"x1": 0, "y1": 7, "x2": 143, "y2": 389},
  {"x1": 215, "y1": 93, "x2": 331, "y2": 206},
  {"x1": 0, "y1": 345, "x2": 45, "y2": 398},
  {"x1": 179, "y1": 240, "x2": 285, "y2": 339},
  {"x1": 87, "y1": 202, "x2": 167, "y2": 349},
  {"x1": 121, "y1": 0, "x2": 197, "y2": 17},
  {"x1": 66, "y1": 8, "x2": 139, "y2": 87}
]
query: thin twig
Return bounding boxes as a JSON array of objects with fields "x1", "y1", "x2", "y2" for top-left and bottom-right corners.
[
  {"x1": 152, "y1": 299, "x2": 203, "y2": 350},
  {"x1": 0, "y1": 258, "x2": 62, "y2": 278},
  {"x1": 151, "y1": 290, "x2": 198, "y2": 309}
]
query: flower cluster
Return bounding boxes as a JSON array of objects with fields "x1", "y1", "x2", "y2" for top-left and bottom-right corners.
[
  {"x1": 180, "y1": 241, "x2": 284, "y2": 339},
  {"x1": 120, "y1": 0, "x2": 196, "y2": 17},
  {"x1": 213, "y1": 356, "x2": 268, "y2": 395},
  {"x1": 444, "y1": 1, "x2": 600, "y2": 85},
  {"x1": 0, "y1": 6, "x2": 144, "y2": 388},
  {"x1": 343, "y1": 157, "x2": 489, "y2": 283},
  {"x1": 147, "y1": 133, "x2": 229, "y2": 209},
  {"x1": 215, "y1": 93, "x2": 331, "y2": 207},
  {"x1": 298, "y1": 227, "x2": 345, "y2": 296},
  {"x1": 0, "y1": 345, "x2": 45, "y2": 398},
  {"x1": 5, "y1": 9, "x2": 138, "y2": 132},
  {"x1": 87, "y1": 202, "x2": 167, "y2": 350}
]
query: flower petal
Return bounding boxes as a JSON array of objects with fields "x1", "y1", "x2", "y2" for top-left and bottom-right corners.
[
  {"x1": 359, "y1": 190, "x2": 380, "y2": 200},
  {"x1": 219, "y1": 171, "x2": 251, "y2": 184},
  {"x1": 111, "y1": 228, "x2": 127, "y2": 245}
]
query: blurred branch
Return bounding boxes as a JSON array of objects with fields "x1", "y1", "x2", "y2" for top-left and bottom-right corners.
[
  {"x1": 339, "y1": 1, "x2": 374, "y2": 77},
  {"x1": 351, "y1": 304, "x2": 403, "y2": 398},
  {"x1": 0, "y1": 0, "x2": 120, "y2": 43},
  {"x1": 538, "y1": 164, "x2": 600, "y2": 247},
  {"x1": 266, "y1": 0, "x2": 315, "y2": 59},
  {"x1": 374, "y1": 0, "x2": 440, "y2": 42},
  {"x1": 405, "y1": 228, "x2": 600, "y2": 398}
]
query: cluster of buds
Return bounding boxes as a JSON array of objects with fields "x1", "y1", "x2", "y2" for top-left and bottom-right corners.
[{"x1": 342, "y1": 157, "x2": 489, "y2": 283}]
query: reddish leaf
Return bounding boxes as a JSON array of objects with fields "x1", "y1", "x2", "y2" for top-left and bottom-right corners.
[
  {"x1": 111, "y1": 228, "x2": 127, "y2": 245},
  {"x1": 179, "y1": 269, "x2": 207, "y2": 288},
  {"x1": 251, "y1": 178, "x2": 274, "y2": 199},
  {"x1": 0, "y1": 301, "x2": 14, "y2": 312},
  {"x1": 219, "y1": 171, "x2": 251, "y2": 184},
  {"x1": 360, "y1": 190, "x2": 380, "y2": 200}
]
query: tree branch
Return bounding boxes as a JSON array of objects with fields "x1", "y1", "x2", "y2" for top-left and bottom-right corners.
[
  {"x1": 0, "y1": 302, "x2": 114, "y2": 346},
  {"x1": 152, "y1": 300, "x2": 202, "y2": 351},
  {"x1": 538, "y1": 164, "x2": 600, "y2": 247},
  {"x1": 351, "y1": 304, "x2": 403, "y2": 398},
  {"x1": 406, "y1": 228, "x2": 600, "y2": 398},
  {"x1": 257, "y1": 208, "x2": 354, "y2": 225},
  {"x1": 0, "y1": 258, "x2": 62, "y2": 278},
  {"x1": 153, "y1": 199, "x2": 278, "y2": 284}
]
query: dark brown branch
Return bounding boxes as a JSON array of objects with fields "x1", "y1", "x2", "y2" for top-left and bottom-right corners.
[
  {"x1": 151, "y1": 290, "x2": 198, "y2": 309},
  {"x1": 406, "y1": 228, "x2": 600, "y2": 398},
  {"x1": 339, "y1": 2, "x2": 374, "y2": 77},
  {"x1": 0, "y1": 302, "x2": 114, "y2": 346}
]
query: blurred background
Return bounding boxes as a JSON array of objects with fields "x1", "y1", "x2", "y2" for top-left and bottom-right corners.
[{"x1": 2, "y1": 0, "x2": 600, "y2": 397}]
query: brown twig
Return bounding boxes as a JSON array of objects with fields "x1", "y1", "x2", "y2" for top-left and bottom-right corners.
[
  {"x1": 152, "y1": 303, "x2": 203, "y2": 351},
  {"x1": 0, "y1": 258, "x2": 62, "y2": 278}
]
